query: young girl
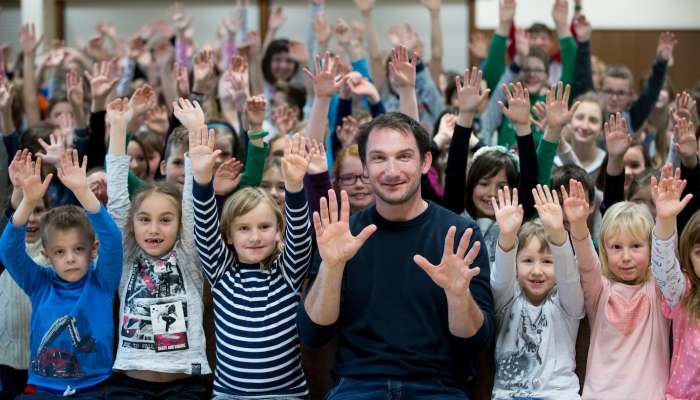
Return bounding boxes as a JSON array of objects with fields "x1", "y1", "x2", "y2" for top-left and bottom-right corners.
[
  {"x1": 650, "y1": 166, "x2": 699, "y2": 399},
  {"x1": 491, "y1": 184, "x2": 584, "y2": 399},
  {"x1": 332, "y1": 144, "x2": 374, "y2": 214},
  {"x1": 104, "y1": 97, "x2": 211, "y2": 399},
  {"x1": 555, "y1": 92, "x2": 607, "y2": 182},
  {"x1": 568, "y1": 183, "x2": 670, "y2": 398},
  {"x1": 190, "y1": 131, "x2": 314, "y2": 398}
]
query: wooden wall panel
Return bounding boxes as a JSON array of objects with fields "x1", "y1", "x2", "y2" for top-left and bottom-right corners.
[{"x1": 472, "y1": 29, "x2": 700, "y2": 92}]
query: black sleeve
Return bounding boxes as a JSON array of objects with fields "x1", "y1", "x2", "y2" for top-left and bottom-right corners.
[
  {"x1": 332, "y1": 98, "x2": 354, "y2": 160},
  {"x1": 571, "y1": 40, "x2": 594, "y2": 100},
  {"x1": 87, "y1": 111, "x2": 107, "y2": 170},
  {"x1": 601, "y1": 172, "x2": 625, "y2": 215},
  {"x1": 297, "y1": 288, "x2": 338, "y2": 348},
  {"x1": 629, "y1": 59, "x2": 668, "y2": 132},
  {"x1": 443, "y1": 124, "x2": 472, "y2": 215},
  {"x1": 678, "y1": 161, "x2": 700, "y2": 235},
  {"x1": 516, "y1": 134, "x2": 538, "y2": 221}
]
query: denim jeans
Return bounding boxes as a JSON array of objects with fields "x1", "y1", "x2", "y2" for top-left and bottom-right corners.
[{"x1": 324, "y1": 377, "x2": 468, "y2": 400}]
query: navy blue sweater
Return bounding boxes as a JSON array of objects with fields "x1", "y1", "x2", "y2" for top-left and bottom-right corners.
[{"x1": 298, "y1": 201, "x2": 495, "y2": 388}]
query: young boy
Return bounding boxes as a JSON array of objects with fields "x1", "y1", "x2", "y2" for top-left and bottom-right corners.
[
  {"x1": 490, "y1": 184, "x2": 584, "y2": 399},
  {"x1": 159, "y1": 127, "x2": 189, "y2": 192},
  {"x1": 0, "y1": 151, "x2": 122, "y2": 398},
  {"x1": 601, "y1": 32, "x2": 676, "y2": 133}
]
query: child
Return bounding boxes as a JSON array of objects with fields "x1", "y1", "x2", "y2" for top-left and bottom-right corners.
[
  {"x1": 649, "y1": 166, "x2": 698, "y2": 399},
  {"x1": 491, "y1": 184, "x2": 583, "y2": 399},
  {"x1": 191, "y1": 132, "x2": 314, "y2": 398},
  {"x1": 568, "y1": 180, "x2": 670, "y2": 399},
  {"x1": 104, "y1": 97, "x2": 211, "y2": 399},
  {"x1": 0, "y1": 150, "x2": 123, "y2": 398},
  {"x1": 159, "y1": 127, "x2": 189, "y2": 191}
]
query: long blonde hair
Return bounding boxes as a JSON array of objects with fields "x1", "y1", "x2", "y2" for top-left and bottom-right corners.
[
  {"x1": 220, "y1": 187, "x2": 284, "y2": 269},
  {"x1": 599, "y1": 201, "x2": 654, "y2": 282},
  {"x1": 680, "y1": 211, "x2": 700, "y2": 320}
]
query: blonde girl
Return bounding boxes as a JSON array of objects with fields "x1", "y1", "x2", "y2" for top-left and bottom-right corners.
[
  {"x1": 650, "y1": 163, "x2": 700, "y2": 399},
  {"x1": 190, "y1": 131, "x2": 314, "y2": 398},
  {"x1": 104, "y1": 97, "x2": 211, "y2": 399},
  {"x1": 567, "y1": 179, "x2": 669, "y2": 399}
]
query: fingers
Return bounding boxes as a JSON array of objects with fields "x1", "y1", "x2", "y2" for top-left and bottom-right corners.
[
  {"x1": 340, "y1": 190, "x2": 351, "y2": 223},
  {"x1": 443, "y1": 226, "x2": 457, "y2": 257},
  {"x1": 464, "y1": 241, "x2": 481, "y2": 267},
  {"x1": 413, "y1": 254, "x2": 436, "y2": 273},
  {"x1": 355, "y1": 223, "x2": 377, "y2": 244},
  {"x1": 456, "y1": 227, "x2": 474, "y2": 259},
  {"x1": 328, "y1": 188, "x2": 339, "y2": 224}
]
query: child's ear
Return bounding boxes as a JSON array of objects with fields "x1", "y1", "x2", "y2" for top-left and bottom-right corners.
[
  {"x1": 41, "y1": 249, "x2": 50, "y2": 265},
  {"x1": 160, "y1": 160, "x2": 167, "y2": 175},
  {"x1": 91, "y1": 240, "x2": 99, "y2": 260}
]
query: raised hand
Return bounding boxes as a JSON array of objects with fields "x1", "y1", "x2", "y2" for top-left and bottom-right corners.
[
  {"x1": 561, "y1": 179, "x2": 590, "y2": 229},
  {"x1": 514, "y1": 27, "x2": 530, "y2": 63},
  {"x1": 552, "y1": 0, "x2": 570, "y2": 32},
  {"x1": 312, "y1": 12, "x2": 332, "y2": 44},
  {"x1": 238, "y1": 31, "x2": 261, "y2": 58},
  {"x1": 314, "y1": 189, "x2": 377, "y2": 269},
  {"x1": 353, "y1": 0, "x2": 375, "y2": 17},
  {"x1": 15, "y1": 154, "x2": 52, "y2": 206},
  {"x1": 531, "y1": 102, "x2": 548, "y2": 132},
  {"x1": 146, "y1": 105, "x2": 169, "y2": 136},
  {"x1": 106, "y1": 97, "x2": 134, "y2": 128},
  {"x1": 193, "y1": 49, "x2": 216, "y2": 94},
  {"x1": 57, "y1": 149, "x2": 89, "y2": 193},
  {"x1": 433, "y1": 113, "x2": 457, "y2": 150},
  {"x1": 37, "y1": 132, "x2": 69, "y2": 166},
  {"x1": 491, "y1": 186, "x2": 523, "y2": 241},
  {"x1": 306, "y1": 138, "x2": 328, "y2": 175},
  {"x1": 0, "y1": 75, "x2": 13, "y2": 112},
  {"x1": 498, "y1": 82, "x2": 531, "y2": 133},
  {"x1": 414, "y1": 226, "x2": 482, "y2": 297},
  {"x1": 337, "y1": 115, "x2": 359, "y2": 148},
  {"x1": 603, "y1": 112, "x2": 631, "y2": 158},
  {"x1": 421, "y1": 0, "x2": 442, "y2": 12},
  {"x1": 86, "y1": 60, "x2": 119, "y2": 109},
  {"x1": 674, "y1": 117, "x2": 698, "y2": 168},
  {"x1": 224, "y1": 55, "x2": 250, "y2": 108},
  {"x1": 66, "y1": 70, "x2": 84, "y2": 111},
  {"x1": 544, "y1": 82, "x2": 579, "y2": 130},
  {"x1": 288, "y1": 40, "x2": 310, "y2": 65},
  {"x1": 455, "y1": 67, "x2": 490, "y2": 123},
  {"x1": 267, "y1": 5, "x2": 286, "y2": 31},
  {"x1": 656, "y1": 31, "x2": 677, "y2": 61},
  {"x1": 304, "y1": 52, "x2": 346, "y2": 99},
  {"x1": 19, "y1": 23, "x2": 44, "y2": 56},
  {"x1": 389, "y1": 45, "x2": 417, "y2": 90},
  {"x1": 272, "y1": 104, "x2": 296, "y2": 136},
  {"x1": 573, "y1": 14, "x2": 591, "y2": 42},
  {"x1": 347, "y1": 76, "x2": 381, "y2": 103},
  {"x1": 172, "y1": 97, "x2": 205, "y2": 133},
  {"x1": 244, "y1": 95, "x2": 266, "y2": 132},
  {"x1": 189, "y1": 125, "x2": 222, "y2": 184},
  {"x1": 129, "y1": 84, "x2": 157, "y2": 118},
  {"x1": 334, "y1": 17, "x2": 353, "y2": 46},
  {"x1": 213, "y1": 158, "x2": 243, "y2": 195},
  {"x1": 281, "y1": 134, "x2": 312, "y2": 192},
  {"x1": 674, "y1": 91, "x2": 697, "y2": 121},
  {"x1": 44, "y1": 40, "x2": 66, "y2": 68},
  {"x1": 532, "y1": 184, "x2": 566, "y2": 245},
  {"x1": 8, "y1": 149, "x2": 33, "y2": 188},
  {"x1": 651, "y1": 164, "x2": 692, "y2": 223},
  {"x1": 498, "y1": 0, "x2": 516, "y2": 35},
  {"x1": 174, "y1": 62, "x2": 190, "y2": 98},
  {"x1": 172, "y1": 1, "x2": 193, "y2": 33}
]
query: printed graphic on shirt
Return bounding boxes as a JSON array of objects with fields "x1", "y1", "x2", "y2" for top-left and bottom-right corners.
[
  {"x1": 31, "y1": 310, "x2": 109, "y2": 378},
  {"x1": 496, "y1": 307, "x2": 548, "y2": 395},
  {"x1": 120, "y1": 251, "x2": 190, "y2": 352}
]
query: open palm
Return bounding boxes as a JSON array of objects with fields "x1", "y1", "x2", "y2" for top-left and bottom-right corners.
[
  {"x1": 652, "y1": 167, "x2": 692, "y2": 220},
  {"x1": 491, "y1": 187, "x2": 523, "y2": 236},
  {"x1": 189, "y1": 126, "x2": 221, "y2": 182},
  {"x1": 561, "y1": 180, "x2": 590, "y2": 225},
  {"x1": 314, "y1": 190, "x2": 377, "y2": 269},
  {"x1": 414, "y1": 227, "x2": 482, "y2": 296},
  {"x1": 57, "y1": 150, "x2": 88, "y2": 192}
]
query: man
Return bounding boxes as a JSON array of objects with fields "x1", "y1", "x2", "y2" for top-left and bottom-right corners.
[{"x1": 298, "y1": 112, "x2": 495, "y2": 398}]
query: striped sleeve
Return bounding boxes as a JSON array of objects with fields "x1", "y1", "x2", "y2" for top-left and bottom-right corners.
[
  {"x1": 279, "y1": 189, "x2": 313, "y2": 292},
  {"x1": 193, "y1": 179, "x2": 235, "y2": 285}
]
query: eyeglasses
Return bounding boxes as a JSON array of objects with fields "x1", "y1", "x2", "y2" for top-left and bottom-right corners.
[
  {"x1": 602, "y1": 89, "x2": 630, "y2": 98},
  {"x1": 337, "y1": 173, "x2": 370, "y2": 185}
]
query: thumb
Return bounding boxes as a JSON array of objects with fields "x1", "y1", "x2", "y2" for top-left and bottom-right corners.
[
  {"x1": 413, "y1": 254, "x2": 435, "y2": 273},
  {"x1": 42, "y1": 173, "x2": 54, "y2": 191},
  {"x1": 355, "y1": 223, "x2": 377, "y2": 245}
]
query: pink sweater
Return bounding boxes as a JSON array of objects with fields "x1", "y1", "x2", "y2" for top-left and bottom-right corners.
[
  {"x1": 573, "y1": 234, "x2": 669, "y2": 400},
  {"x1": 651, "y1": 232, "x2": 700, "y2": 400}
]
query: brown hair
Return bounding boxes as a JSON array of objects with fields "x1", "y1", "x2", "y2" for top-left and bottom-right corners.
[
  {"x1": 164, "y1": 127, "x2": 189, "y2": 162},
  {"x1": 126, "y1": 181, "x2": 183, "y2": 247},
  {"x1": 220, "y1": 187, "x2": 284, "y2": 269},
  {"x1": 40, "y1": 205, "x2": 95, "y2": 249},
  {"x1": 680, "y1": 211, "x2": 700, "y2": 320},
  {"x1": 604, "y1": 65, "x2": 634, "y2": 90},
  {"x1": 464, "y1": 150, "x2": 518, "y2": 218},
  {"x1": 356, "y1": 112, "x2": 431, "y2": 164},
  {"x1": 517, "y1": 219, "x2": 550, "y2": 254},
  {"x1": 332, "y1": 144, "x2": 361, "y2": 189},
  {"x1": 137, "y1": 131, "x2": 165, "y2": 161}
]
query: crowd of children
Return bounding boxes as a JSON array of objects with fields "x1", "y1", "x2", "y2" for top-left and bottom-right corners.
[{"x1": 0, "y1": 0, "x2": 699, "y2": 399}]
